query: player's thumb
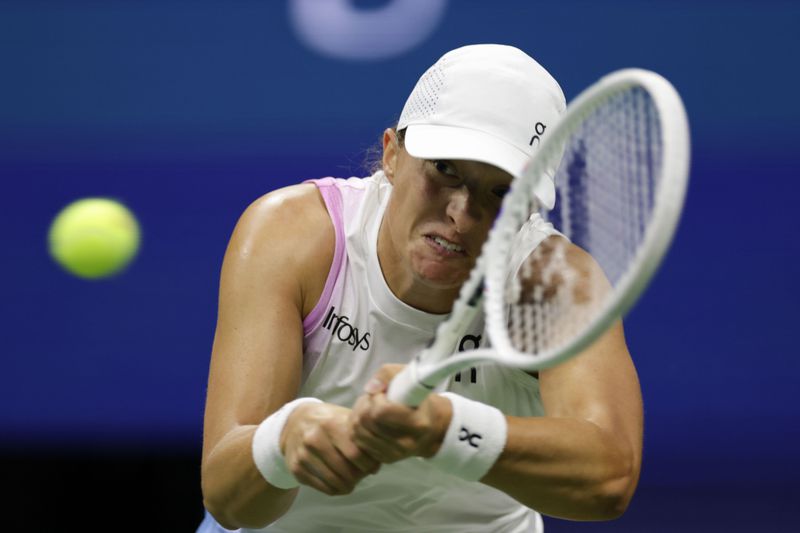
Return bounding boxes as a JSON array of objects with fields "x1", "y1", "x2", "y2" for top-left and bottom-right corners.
[{"x1": 364, "y1": 364, "x2": 406, "y2": 394}]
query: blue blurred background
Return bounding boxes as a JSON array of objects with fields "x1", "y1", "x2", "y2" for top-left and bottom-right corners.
[{"x1": 2, "y1": 0, "x2": 798, "y2": 530}]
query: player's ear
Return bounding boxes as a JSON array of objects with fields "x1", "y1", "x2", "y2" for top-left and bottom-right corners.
[{"x1": 382, "y1": 128, "x2": 399, "y2": 185}]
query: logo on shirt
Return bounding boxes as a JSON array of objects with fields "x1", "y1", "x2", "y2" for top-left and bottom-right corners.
[
  {"x1": 322, "y1": 306, "x2": 371, "y2": 351},
  {"x1": 454, "y1": 334, "x2": 481, "y2": 384}
]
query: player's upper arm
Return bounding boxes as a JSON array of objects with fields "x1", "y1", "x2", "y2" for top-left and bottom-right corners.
[
  {"x1": 202, "y1": 183, "x2": 334, "y2": 463},
  {"x1": 538, "y1": 238, "x2": 644, "y2": 474}
]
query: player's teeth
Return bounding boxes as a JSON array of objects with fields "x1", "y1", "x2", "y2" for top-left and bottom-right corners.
[{"x1": 433, "y1": 236, "x2": 463, "y2": 252}]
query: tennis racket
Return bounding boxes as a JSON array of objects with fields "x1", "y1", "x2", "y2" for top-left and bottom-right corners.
[{"x1": 387, "y1": 68, "x2": 690, "y2": 406}]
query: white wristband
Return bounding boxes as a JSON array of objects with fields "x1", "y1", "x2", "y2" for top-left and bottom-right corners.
[
  {"x1": 252, "y1": 397, "x2": 323, "y2": 489},
  {"x1": 426, "y1": 392, "x2": 508, "y2": 482}
]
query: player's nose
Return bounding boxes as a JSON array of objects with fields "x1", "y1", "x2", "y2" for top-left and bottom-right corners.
[{"x1": 445, "y1": 185, "x2": 482, "y2": 234}]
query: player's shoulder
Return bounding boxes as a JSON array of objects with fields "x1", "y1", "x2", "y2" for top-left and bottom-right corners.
[
  {"x1": 226, "y1": 183, "x2": 334, "y2": 283},
  {"x1": 237, "y1": 182, "x2": 330, "y2": 238},
  {"x1": 242, "y1": 182, "x2": 330, "y2": 231}
]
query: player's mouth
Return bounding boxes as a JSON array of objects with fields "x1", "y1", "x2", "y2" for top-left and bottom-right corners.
[{"x1": 425, "y1": 234, "x2": 467, "y2": 257}]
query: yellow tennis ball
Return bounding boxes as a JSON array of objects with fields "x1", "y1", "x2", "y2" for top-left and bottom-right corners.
[{"x1": 48, "y1": 198, "x2": 141, "y2": 279}]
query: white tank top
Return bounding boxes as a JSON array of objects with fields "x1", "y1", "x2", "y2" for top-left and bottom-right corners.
[{"x1": 203, "y1": 172, "x2": 559, "y2": 533}]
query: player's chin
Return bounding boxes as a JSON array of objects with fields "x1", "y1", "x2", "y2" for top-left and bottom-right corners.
[{"x1": 415, "y1": 260, "x2": 472, "y2": 289}]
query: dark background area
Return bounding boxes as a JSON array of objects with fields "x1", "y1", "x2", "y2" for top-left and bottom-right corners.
[{"x1": 2, "y1": 1, "x2": 798, "y2": 530}]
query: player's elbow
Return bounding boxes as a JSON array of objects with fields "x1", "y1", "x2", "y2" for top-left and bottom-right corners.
[
  {"x1": 201, "y1": 478, "x2": 241, "y2": 530},
  {"x1": 592, "y1": 483, "x2": 633, "y2": 520},
  {"x1": 203, "y1": 500, "x2": 237, "y2": 531},
  {"x1": 591, "y1": 456, "x2": 639, "y2": 520},
  {"x1": 201, "y1": 467, "x2": 296, "y2": 530},
  {"x1": 202, "y1": 491, "x2": 271, "y2": 531},
  {"x1": 200, "y1": 469, "x2": 260, "y2": 530}
]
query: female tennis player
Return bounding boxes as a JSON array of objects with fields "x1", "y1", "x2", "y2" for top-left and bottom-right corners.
[{"x1": 197, "y1": 44, "x2": 643, "y2": 532}]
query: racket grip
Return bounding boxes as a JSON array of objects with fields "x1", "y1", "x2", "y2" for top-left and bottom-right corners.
[{"x1": 386, "y1": 361, "x2": 433, "y2": 407}]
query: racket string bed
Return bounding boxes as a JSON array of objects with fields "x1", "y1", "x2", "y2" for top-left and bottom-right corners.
[{"x1": 501, "y1": 87, "x2": 664, "y2": 360}]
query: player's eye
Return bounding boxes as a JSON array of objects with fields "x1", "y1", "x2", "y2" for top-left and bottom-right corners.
[
  {"x1": 431, "y1": 160, "x2": 458, "y2": 177},
  {"x1": 492, "y1": 186, "x2": 510, "y2": 199}
]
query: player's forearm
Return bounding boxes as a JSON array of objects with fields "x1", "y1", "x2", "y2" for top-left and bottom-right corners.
[
  {"x1": 481, "y1": 416, "x2": 639, "y2": 521},
  {"x1": 201, "y1": 425, "x2": 298, "y2": 529}
]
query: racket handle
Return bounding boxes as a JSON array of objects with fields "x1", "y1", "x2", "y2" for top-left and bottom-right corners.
[{"x1": 386, "y1": 360, "x2": 433, "y2": 407}]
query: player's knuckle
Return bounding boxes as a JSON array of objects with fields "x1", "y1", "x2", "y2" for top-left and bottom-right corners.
[
  {"x1": 382, "y1": 452, "x2": 402, "y2": 464},
  {"x1": 294, "y1": 447, "x2": 312, "y2": 466},
  {"x1": 304, "y1": 429, "x2": 326, "y2": 451},
  {"x1": 286, "y1": 460, "x2": 301, "y2": 478},
  {"x1": 339, "y1": 443, "x2": 359, "y2": 462},
  {"x1": 316, "y1": 483, "x2": 335, "y2": 496},
  {"x1": 412, "y1": 418, "x2": 431, "y2": 435},
  {"x1": 329, "y1": 475, "x2": 351, "y2": 494},
  {"x1": 354, "y1": 409, "x2": 369, "y2": 427},
  {"x1": 319, "y1": 417, "x2": 338, "y2": 432}
]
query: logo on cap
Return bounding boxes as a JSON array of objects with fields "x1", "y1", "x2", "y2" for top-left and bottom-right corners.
[{"x1": 529, "y1": 122, "x2": 547, "y2": 147}]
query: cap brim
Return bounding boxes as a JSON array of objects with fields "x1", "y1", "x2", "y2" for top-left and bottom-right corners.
[{"x1": 404, "y1": 124, "x2": 555, "y2": 209}]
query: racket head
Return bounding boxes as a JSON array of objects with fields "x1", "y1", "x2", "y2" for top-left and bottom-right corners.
[{"x1": 483, "y1": 68, "x2": 690, "y2": 371}]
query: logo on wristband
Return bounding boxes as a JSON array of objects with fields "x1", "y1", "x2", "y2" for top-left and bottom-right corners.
[{"x1": 458, "y1": 426, "x2": 482, "y2": 448}]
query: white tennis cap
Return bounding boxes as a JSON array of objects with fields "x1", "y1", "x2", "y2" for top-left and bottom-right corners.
[{"x1": 398, "y1": 44, "x2": 566, "y2": 209}]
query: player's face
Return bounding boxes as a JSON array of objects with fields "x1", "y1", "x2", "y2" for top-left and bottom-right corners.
[{"x1": 381, "y1": 130, "x2": 513, "y2": 293}]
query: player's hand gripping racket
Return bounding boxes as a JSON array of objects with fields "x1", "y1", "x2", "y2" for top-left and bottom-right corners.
[{"x1": 387, "y1": 69, "x2": 690, "y2": 406}]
